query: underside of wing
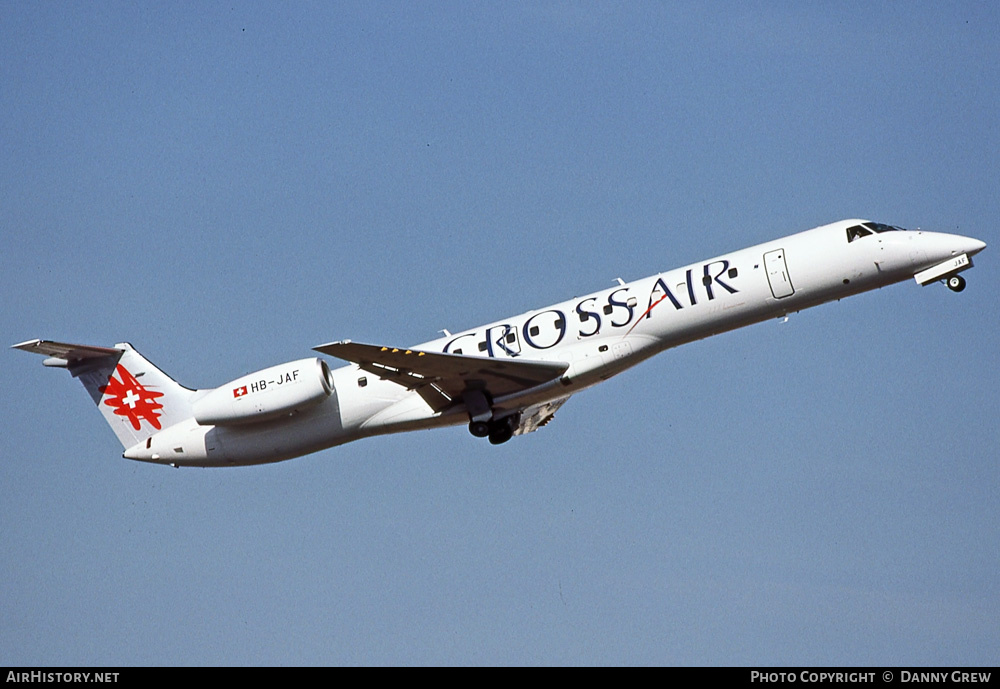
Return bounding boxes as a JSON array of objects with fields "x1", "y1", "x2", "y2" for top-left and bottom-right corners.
[
  {"x1": 314, "y1": 340, "x2": 568, "y2": 411},
  {"x1": 513, "y1": 396, "x2": 570, "y2": 436}
]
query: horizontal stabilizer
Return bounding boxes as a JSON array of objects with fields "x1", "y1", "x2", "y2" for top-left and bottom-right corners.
[
  {"x1": 314, "y1": 340, "x2": 568, "y2": 401},
  {"x1": 12, "y1": 339, "x2": 122, "y2": 362}
]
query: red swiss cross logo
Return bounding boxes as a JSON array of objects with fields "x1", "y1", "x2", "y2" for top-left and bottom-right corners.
[
  {"x1": 233, "y1": 385, "x2": 248, "y2": 398},
  {"x1": 99, "y1": 364, "x2": 165, "y2": 431}
]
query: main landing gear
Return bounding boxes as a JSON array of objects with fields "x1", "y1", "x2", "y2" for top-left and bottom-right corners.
[
  {"x1": 468, "y1": 414, "x2": 518, "y2": 445},
  {"x1": 469, "y1": 420, "x2": 490, "y2": 438},
  {"x1": 946, "y1": 275, "x2": 966, "y2": 292},
  {"x1": 464, "y1": 389, "x2": 518, "y2": 445}
]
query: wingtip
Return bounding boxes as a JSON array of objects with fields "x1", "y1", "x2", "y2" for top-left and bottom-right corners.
[
  {"x1": 313, "y1": 339, "x2": 352, "y2": 351},
  {"x1": 12, "y1": 338, "x2": 42, "y2": 350}
]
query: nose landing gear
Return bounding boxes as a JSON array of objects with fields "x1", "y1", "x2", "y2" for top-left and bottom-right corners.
[{"x1": 946, "y1": 275, "x2": 966, "y2": 292}]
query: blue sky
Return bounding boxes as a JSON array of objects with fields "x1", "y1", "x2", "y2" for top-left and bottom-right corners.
[{"x1": 2, "y1": 2, "x2": 998, "y2": 665}]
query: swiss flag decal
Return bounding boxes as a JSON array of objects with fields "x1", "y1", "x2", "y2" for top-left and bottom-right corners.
[
  {"x1": 233, "y1": 386, "x2": 248, "y2": 398},
  {"x1": 100, "y1": 364, "x2": 165, "y2": 431}
]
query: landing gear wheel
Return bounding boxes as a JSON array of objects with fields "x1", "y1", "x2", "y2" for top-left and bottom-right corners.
[
  {"x1": 947, "y1": 275, "x2": 966, "y2": 292},
  {"x1": 487, "y1": 416, "x2": 516, "y2": 445},
  {"x1": 469, "y1": 421, "x2": 490, "y2": 438}
]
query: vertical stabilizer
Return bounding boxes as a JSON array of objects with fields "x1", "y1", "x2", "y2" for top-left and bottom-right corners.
[{"x1": 13, "y1": 340, "x2": 196, "y2": 448}]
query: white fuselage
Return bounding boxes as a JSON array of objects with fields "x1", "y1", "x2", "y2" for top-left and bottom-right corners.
[{"x1": 128, "y1": 220, "x2": 985, "y2": 466}]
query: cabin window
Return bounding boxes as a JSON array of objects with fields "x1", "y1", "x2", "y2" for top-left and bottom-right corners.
[
  {"x1": 599, "y1": 345, "x2": 609, "y2": 352},
  {"x1": 728, "y1": 267, "x2": 738, "y2": 279},
  {"x1": 554, "y1": 318, "x2": 564, "y2": 329},
  {"x1": 506, "y1": 332, "x2": 516, "y2": 344},
  {"x1": 453, "y1": 348, "x2": 463, "y2": 355},
  {"x1": 358, "y1": 376, "x2": 368, "y2": 388},
  {"x1": 529, "y1": 325, "x2": 540, "y2": 337},
  {"x1": 579, "y1": 312, "x2": 589, "y2": 322},
  {"x1": 702, "y1": 275, "x2": 712, "y2": 286},
  {"x1": 603, "y1": 304, "x2": 613, "y2": 315},
  {"x1": 478, "y1": 341, "x2": 488, "y2": 352}
]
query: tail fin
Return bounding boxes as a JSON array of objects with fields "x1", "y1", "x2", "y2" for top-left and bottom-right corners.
[{"x1": 13, "y1": 339, "x2": 196, "y2": 448}]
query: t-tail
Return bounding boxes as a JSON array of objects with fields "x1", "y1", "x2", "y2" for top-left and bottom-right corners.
[{"x1": 12, "y1": 340, "x2": 195, "y2": 449}]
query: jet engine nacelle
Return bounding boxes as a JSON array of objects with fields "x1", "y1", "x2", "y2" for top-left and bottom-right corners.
[{"x1": 192, "y1": 358, "x2": 334, "y2": 426}]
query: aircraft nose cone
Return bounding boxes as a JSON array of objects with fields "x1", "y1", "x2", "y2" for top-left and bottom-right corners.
[{"x1": 966, "y1": 237, "x2": 987, "y2": 256}]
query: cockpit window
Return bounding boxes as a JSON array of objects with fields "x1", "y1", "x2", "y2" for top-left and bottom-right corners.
[
  {"x1": 846, "y1": 224, "x2": 873, "y2": 242},
  {"x1": 863, "y1": 222, "x2": 904, "y2": 233},
  {"x1": 847, "y1": 221, "x2": 907, "y2": 242}
]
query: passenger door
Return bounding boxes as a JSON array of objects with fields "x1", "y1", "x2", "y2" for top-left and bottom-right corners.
[{"x1": 764, "y1": 249, "x2": 794, "y2": 299}]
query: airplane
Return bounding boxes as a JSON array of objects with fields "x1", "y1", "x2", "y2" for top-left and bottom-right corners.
[{"x1": 15, "y1": 219, "x2": 986, "y2": 468}]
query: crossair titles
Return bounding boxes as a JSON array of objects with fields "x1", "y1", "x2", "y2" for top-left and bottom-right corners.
[{"x1": 444, "y1": 259, "x2": 738, "y2": 357}]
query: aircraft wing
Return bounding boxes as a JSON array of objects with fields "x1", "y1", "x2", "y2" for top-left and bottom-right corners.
[
  {"x1": 314, "y1": 340, "x2": 568, "y2": 411},
  {"x1": 513, "y1": 396, "x2": 570, "y2": 436}
]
